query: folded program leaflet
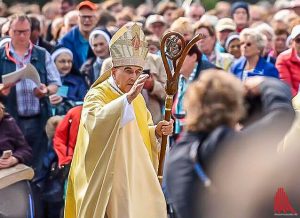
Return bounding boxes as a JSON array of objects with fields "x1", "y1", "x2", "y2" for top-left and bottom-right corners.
[{"x1": 2, "y1": 63, "x2": 41, "y2": 86}]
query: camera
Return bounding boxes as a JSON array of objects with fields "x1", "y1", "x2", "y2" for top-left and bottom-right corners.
[{"x1": 142, "y1": 69, "x2": 150, "y2": 75}]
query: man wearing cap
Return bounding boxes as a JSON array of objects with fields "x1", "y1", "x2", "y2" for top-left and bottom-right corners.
[
  {"x1": 231, "y1": 1, "x2": 250, "y2": 33},
  {"x1": 215, "y1": 18, "x2": 237, "y2": 52},
  {"x1": 59, "y1": 0, "x2": 98, "y2": 70},
  {"x1": 145, "y1": 14, "x2": 167, "y2": 39},
  {"x1": 276, "y1": 25, "x2": 300, "y2": 97},
  {"x1": 65, "y1": 22, "x2": 172, "y2": 218}
]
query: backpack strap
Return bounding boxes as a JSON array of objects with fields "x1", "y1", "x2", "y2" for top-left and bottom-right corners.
[
  {"x1": 189, "y1": 140, "x2": 212, "y2": 187},
  {"x1": 189, "y1": 125, "x2": 232, "y2": 187}
]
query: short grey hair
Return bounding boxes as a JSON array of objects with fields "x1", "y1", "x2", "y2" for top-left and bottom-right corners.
[{"x1": 240, "y1": 28, "x2": 267, "y2": 52}]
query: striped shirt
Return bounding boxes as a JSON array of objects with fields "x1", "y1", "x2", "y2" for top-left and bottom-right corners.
[
  {"x1": 172, "y1": 65, "x2": 197, "y2": 134},
  {"x1": 9, "y1": 43, "x2": 61, "y2": 116}
]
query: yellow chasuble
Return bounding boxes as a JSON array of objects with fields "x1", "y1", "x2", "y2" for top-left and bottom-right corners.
[{"x1": 64, "y1": 79, "x2": 167, "y2": 218}]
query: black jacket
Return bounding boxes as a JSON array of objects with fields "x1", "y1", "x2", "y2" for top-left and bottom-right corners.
[
  {"x1": 165, "y1": 78, "x2": 295, "y2": 218},
  {"x1": 37, "y1": 37, "x2": 54, "y2": 53}
]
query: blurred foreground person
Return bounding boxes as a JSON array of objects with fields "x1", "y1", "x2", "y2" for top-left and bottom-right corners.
[
  {"x1": 281, "y1": 92, "x2": 300, "y2": 151},
  {"x1": 65, "y1": 22, "x2": 173, "y2": 218},
  {"x1": 165, "y1": 70, "x2": 295, "y2": 218}
]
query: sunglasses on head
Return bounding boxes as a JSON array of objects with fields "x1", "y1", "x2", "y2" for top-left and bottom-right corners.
[{"x1": 294, "y1": 38, "x2": 300, "y2": 44}]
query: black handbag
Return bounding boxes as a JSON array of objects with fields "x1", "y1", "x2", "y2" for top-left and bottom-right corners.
[
  {"x1": 42, "y1": 162, "x2": 70, "y2": 202},
  {"x1": 42, "y1": 116, "x2": 73, "y2": 202}
]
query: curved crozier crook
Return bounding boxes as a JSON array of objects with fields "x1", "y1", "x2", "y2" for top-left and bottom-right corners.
[
  {"x1": 157, "y1": 32, "x2": 205, "y2": 185},
  {"x1": 174, "y1": 33, "x2": 206, "y2": 79},
  {"x1": 160, "y1": 31, "x2": 186, "y2": 81},
  {"x1": 165, "y1": 34, "x2": 185, "y2": 60}
]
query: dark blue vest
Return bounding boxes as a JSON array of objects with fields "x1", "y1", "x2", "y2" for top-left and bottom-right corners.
[{"x1": 0, "y1": 45, "x2": 51, "y2": 125}]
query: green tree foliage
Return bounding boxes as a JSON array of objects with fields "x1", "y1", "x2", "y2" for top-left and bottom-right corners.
[{"x1": 3, "y1": 0, "x2": 220, "y2": 9}]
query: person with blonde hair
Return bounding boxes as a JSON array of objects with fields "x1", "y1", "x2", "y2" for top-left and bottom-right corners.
[{"x1": 170, "y1": 17, "x2": 194, "y2": 41}]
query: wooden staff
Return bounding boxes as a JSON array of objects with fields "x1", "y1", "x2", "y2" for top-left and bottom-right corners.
[{"x1": 158, "y1": 32, "x2": 205, "y2": 184}]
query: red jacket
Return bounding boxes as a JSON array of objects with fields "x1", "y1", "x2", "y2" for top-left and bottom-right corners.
[
  {"x1": 276, "y1": 48, "x2": 300, "y2": 97},
  {"x1": 53, "y1": 106, "x2": 82, "y2": 167}
]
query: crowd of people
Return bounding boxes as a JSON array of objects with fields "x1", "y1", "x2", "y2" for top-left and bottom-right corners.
[{"x1": 0, "y1": 0, "x2": 300, "y2": 217}]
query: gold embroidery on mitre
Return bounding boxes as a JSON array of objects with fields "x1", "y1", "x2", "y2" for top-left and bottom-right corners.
[
  {"x1": 132, "y1": 35, "x2": 140, "y2": 50},
  {"x1": 109, "y1": 22, "x2": 148, "y2": 68}
]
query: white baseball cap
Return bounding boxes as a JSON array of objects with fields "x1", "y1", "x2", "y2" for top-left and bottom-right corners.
[
  {"x1": 216, "y1": 18, "x2": 236, "y2": 32},
  {"x1": 145, "y1": 15, "x2": 166, "y2": 29},
  {"x1": 290, "y1": 25, "x2": 300, "y2": 39}
]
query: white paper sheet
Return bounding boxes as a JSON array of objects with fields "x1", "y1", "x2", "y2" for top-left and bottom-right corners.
[{"x1": 2, "y1": 63, "x2": 41, "y2": 86}]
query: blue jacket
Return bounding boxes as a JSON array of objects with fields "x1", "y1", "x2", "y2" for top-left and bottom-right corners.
[
  {"x1": 61, "y1": 74, "x2": 88, "y2": 102},
  {"x1": 231, "y1": 56, "x2": 279, "y2": 80},
  {"x1": 58, "y1": 26, "x2": 90, "y2": 70}
]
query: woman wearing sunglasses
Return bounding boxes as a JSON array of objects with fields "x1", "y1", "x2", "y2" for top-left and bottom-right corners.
[
  {"x1": 276, "y1": 25, "x2": 300, "y2": 97},
  {"x1": 231, "y1": 28, "x2": 279, "y2": 81}
]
